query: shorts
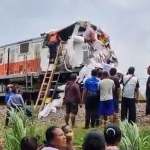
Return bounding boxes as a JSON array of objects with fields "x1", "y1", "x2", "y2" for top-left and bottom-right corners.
[
  {"x1": 99, "y1": 99, "x2": 114, "y2": 116},
  {"x1": 66, "y1": 101, "x2": 78, "y2": 115},
  {"x1": 113, "y1": 99, "x2": 119, "y2": 113}
]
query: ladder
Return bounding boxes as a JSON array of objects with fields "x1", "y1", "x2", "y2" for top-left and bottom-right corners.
[
  {"x1": 34, "y1": 44, "x2": 64, "y2": 112},
  {"x1": 25, "y1": 73, "x2": 33, "y2": 91}
]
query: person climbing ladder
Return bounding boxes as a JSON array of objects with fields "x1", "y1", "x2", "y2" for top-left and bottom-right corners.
[{"x1": 46, "y1": 32, "x2": 60, "y2": 64}]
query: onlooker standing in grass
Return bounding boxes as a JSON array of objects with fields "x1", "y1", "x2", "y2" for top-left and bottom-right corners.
[
  {"x1": 104, "y1": 124, "x2": 121, "y2": 150},
  {"x1": 82, "y1": 131, "x2": 106, "y2": 150},
  {"x1": 120, "y1": 67, "x2": 139, "y2": 123},
  {"x1": 109, "y1": 68, "x2": 121, "y2": 123},
  {"x1": 5, "y1": 87, "x2": 32, "y2": 127},
  {"x1": 5, "y1": 86, "x2": 13, "y2": 104}
]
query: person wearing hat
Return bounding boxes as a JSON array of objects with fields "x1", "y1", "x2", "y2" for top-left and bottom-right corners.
[{"x1": 146, "y1": 66, "x2": 150, "y2": 115}]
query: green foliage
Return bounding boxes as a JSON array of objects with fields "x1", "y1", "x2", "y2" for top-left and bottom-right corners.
[
  {"x1": 4, "y1": 106, "x2": 37, "y2": 150},
  {"x1": 119, "y1": 120, "x2": 150, "y2": 150},
  {"x1": 4, "y1": 108, "x2": 27, "y2": 150},
  {"x1": 3, "y1": 107, "x2": 150, "y2": 150}
]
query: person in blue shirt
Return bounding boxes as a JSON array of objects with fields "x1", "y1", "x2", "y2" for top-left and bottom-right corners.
[
  {"x1": 5, "y1": 87, "x2": 13, "y2": 104},
  {"x1": 82, "y1": 69, "x2": 100, "y2": 129}
]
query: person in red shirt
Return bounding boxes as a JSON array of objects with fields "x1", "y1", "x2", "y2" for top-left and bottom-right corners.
[{"x1": 63, "y1": 74, "x2": 82, "y2": 128}]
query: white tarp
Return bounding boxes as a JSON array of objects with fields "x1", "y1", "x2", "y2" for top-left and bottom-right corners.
[{"x1": 38, "y1": 89, "x2": 65, "y2": 119}]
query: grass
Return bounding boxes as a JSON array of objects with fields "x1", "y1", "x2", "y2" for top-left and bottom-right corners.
[{"x1": 2, "y1": 106, "x2": 150, "y2": 150}]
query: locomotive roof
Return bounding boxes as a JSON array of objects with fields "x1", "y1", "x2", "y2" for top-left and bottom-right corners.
[{"x1": 0, "y1": 21, "x2": 104, "y2": 48}]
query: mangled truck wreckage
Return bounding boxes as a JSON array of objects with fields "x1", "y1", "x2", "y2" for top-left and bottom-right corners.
[{"x1": 38, "y1": 21, "x2": 119, "y2": 118}]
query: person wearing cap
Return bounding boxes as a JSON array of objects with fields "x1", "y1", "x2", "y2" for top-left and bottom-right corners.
[
  {"x1": 146, "y1": 66, "x2": 150, "y2": 115},
  {"x1": 82, "y1": 69, "x2": 100, "y2": 129},
  {"x1": 120, "y1": 67, "x2": 139, "y2": 123}
]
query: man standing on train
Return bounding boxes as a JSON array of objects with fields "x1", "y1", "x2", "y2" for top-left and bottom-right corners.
[
  {"x1": 46, "y1": 32, "x2": 60, "y2": 64},
  {"x1": 83, "y1": 22, "x2": 96, "y2": 43}
]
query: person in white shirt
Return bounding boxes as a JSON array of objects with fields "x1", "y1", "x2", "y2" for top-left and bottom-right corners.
[
  {"x1": 103, "y1": 59, "x2": 114, "y2": 74},
  {"x1": 120, "y1": 67, "x2": 139, "y2": 123},
  {"x1": 99, "y1": 71, "x2": 115, "y2": 124}
]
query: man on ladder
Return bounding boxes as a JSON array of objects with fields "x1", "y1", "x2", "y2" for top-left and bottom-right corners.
[{"x1": 46, "y1": 32, "x2": 60, "y2": 64}]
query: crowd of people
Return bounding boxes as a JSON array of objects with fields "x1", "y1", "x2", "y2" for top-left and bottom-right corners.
[
  {"x1": 19, "y1": 124, "x2": 121, "y2": 150},
  {"x1": 63, "y1": 66, "x2": 143, "y2": 128},
  {"x1": 4, "y1": 64, "x2": 150, "y2": 150},
  {"x1": 5, "y1": 85, "x2": 32, "y2": 127}
]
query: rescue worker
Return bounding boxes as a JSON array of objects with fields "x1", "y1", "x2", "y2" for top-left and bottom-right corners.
[
  {"x1": 103, "y1": 59, "x2": 114, "y2": 74},
  {"x1": 82, "y1": 69, "x2": 100, "y2": 129},
  {"x1": 46, "y1": 32, "x2": 59, "y2": 64},
  {"x1": 83, "y1": 22, "x2": 96, "y2": 43}
]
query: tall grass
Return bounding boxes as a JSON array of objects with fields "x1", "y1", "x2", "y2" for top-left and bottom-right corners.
[
  {"x1": 4, "y1": 106, "x2": 36, "y2": 150},
  {"x1": 4, "y1": 108, "x2": 150, "y2": 150},
  {"x1": 119, "y1": 120, "x2": 150, "y2": 150}
]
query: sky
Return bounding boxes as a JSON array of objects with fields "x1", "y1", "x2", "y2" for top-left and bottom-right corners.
[{"x1": 0, "y1": 0, "x2": 150, "y2": 92}]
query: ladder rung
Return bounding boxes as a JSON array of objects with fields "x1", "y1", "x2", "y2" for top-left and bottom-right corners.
[
  {"x1": 54, "y1": 72, "x2": 59, "y2": 75},
  {"x1": 45, "y1": 77, "x2": 50, "y2": 79},
  {"x1": 37, "y1": 98, "x2": 43, "y2": 101},
  {"x1": 49, "y1": 89, "x2": 54, "y2": 91},
  {"x1": 43, "y1": 83, "x2": 48, "y2": 85},
  {"x1": 51, "y1": 81, "x2": 57, "y2": 83}
]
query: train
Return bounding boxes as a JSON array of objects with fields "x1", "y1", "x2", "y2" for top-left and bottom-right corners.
[{"x1": 0, "y1": 21, "x2": 118, "y2": 102}]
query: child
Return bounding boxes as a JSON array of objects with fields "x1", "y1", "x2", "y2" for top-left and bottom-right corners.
[
  {"x1": 20, "y1": 136, "x2": 38, "y2": 150},
  {"x1": 82, "y1": 131, "x2": 105, "y2": 150},
  {"x1": 104, "y1": 124, "x2": 121, "y2": 150},
  {"x1": 62, "y1": 125, "x2": 75, "y2": 150}
]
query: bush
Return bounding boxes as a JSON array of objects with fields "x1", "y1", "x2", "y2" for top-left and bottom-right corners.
[
  {"x1": 119, "y1": 120, "x2": 150, "y2": 150},
  {"x1": 4, "y1": 108, "x2": 150, "y2": 150},
  {"x1": 4, "y1": 107, "x2": 37, "y2": 150}
]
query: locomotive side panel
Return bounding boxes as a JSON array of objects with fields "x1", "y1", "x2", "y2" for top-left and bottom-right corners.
[{"x1": 0, "y1": 38, "x2": 47, "y2": 76}]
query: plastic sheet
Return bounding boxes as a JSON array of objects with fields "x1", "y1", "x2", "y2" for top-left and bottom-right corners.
[
  {"x1": 38, "y1": 92, "x2": 65, "y2": 119},
  {"x1": 78, "y1": 63, "x2": 95, "y2": 83}
]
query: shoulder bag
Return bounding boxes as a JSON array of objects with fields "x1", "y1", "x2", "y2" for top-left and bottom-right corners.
[{"x1": 122, "y1": 75, "x2": 134, "y2": 92}]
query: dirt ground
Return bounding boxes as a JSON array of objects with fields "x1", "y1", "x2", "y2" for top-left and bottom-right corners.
[{"x1": 0, "y1": 103, "x2": 149, "y2": 127}]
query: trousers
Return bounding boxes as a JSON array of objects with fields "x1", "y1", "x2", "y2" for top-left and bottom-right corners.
[
  {"x1": 121, "y1": 97, "x2": 136, "y2": 123},
  {"x1": 47, "y1": 41, "x2": 57, "y2": 60},
  {"x1": 85, "y1": 95, "x2": 99, "y2": 127}
]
